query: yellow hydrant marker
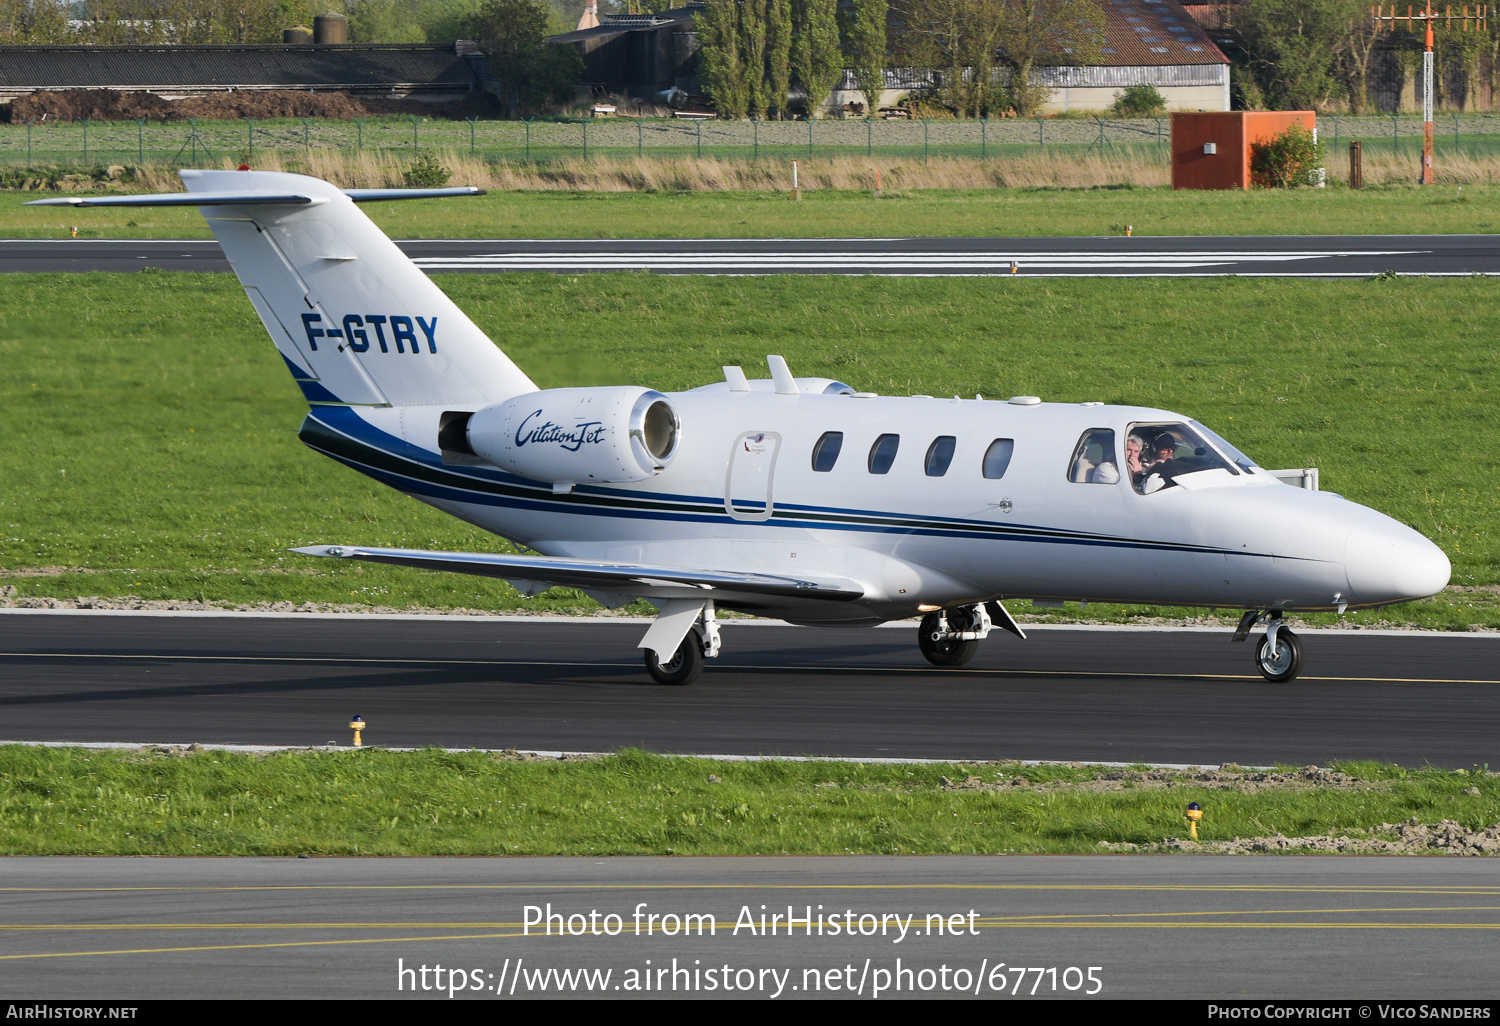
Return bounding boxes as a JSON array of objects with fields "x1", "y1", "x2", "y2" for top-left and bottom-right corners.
[
  {"x1": 1185, "y1": 801, "x2": 1203, "y2": 840},
  {"x1": 349, "y1": 715, "x2": 366, "y2": 748}
]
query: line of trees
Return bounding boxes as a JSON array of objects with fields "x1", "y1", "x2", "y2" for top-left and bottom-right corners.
[
  {"x1": 696, "y1": 0, "x2": 1105, "y2": 119},
  {"x1": 1233, "y1": 0, "x2": 1493, "y2": 112}
]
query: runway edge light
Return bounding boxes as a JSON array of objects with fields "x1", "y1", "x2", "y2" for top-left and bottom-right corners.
[
  {"x1": 350, "y1": 715, "x2": 366, "y2": 748},
  {"x1": 1185, "y1": 801, "x2": 1203, "y2": 840}
]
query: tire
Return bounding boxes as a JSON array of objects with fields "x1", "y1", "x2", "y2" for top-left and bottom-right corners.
[
  {"x1": 918, "y1": 611, "x2": 979, "y2": 668},
  {"x1": 1255, "y1": 627, "x2": 1303, "y2": 682},
  {"x1": 644, "y1": 634, "x2": 705, "y2": 685}
]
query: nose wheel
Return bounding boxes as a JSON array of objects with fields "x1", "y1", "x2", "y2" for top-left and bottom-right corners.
[
  {"x1": 644, "y1": 634, "x2": 705, "y2": 685},
  {"x1": 1255, "y1": 627, "x2": 1303, "y2": 682},
  {"x1": 1234, "y1": 611, "x2": 1304, "y2": 682}
]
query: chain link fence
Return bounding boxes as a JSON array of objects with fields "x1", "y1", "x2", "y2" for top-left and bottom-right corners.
[{"x1": 5, "y1": 112, "x2": 1500, "y2": 170}]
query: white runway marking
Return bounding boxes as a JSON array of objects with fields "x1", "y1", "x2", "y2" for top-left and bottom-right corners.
[{"x1": 411, "y1": 249, "x2": 1425, "y2": 274}]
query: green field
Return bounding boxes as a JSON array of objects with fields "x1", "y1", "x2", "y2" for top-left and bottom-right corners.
[
  {"x1": 7, "y1": 182, "x2": 1500, "y2": 240},
  {"x1": 0, "y1": 271, "x2": 1495, "y2": 628},
  {"x1": 0, "y1": 745, "x2": 1491, "y2": 856}
]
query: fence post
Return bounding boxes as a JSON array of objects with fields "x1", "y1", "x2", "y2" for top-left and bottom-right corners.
[
  {"x1": 134, "y1": 116, "x2": 146, "y2": 164},
  {"x1": 1035, "y1": 113, "x2": 1044, "y2": 147},
  {"x1": 1391, "y1": 112, "x2": 1399, "y2": 155},
  {"x1": 1350, "y1": 139, "x2": 1363, "y2": 189},
  {"x1": 81, "y1": 115, "x2": 90, "y2": 165},
  {"x1": 1330, "y1": 114, "x2": 1340, "y2": 154},
  {"x1": 583, "y1": 118, "x2": 588, "y2": 160},
  {"x1": 244, "y1": 117, "x2": 255, "y2": 159},
  {"x1": 981, "y1": 117, "x2": 987, "y2": 158},
  {"x1": 301, "y1": 117, "x2": 314, "y2": 149},
  {"x1": 1451, "y1": 112, "x2": 1460, "y2": 155},
  {"x1": 921, "y1": 116, "x2": 929, "y2": 162},
  {"x1": 353, "y1": 117, "x2": 364, "y2": 152},
  {"x1": 807, "y1": 117, "x2": 813, "y2": 158},
  {"x1": 866, "y1": 116, "x2": 873, "y2": 157},
  {"x1": 524, "y1": 117, "x2": 533, "y2": 161},
  {"x1": 466, "y1": 116, "x2": 479, "y2": 156},
  {"x1": 24, "y1": 117, "x2": 34, "y2": 167},
  {"x1": 751, "y1": 116, "x2": 759, "y2": 160},
  {"x1": 410, "y1": 116, "x2": 421, "y2": 150},
  {"x1": 638, "y1": 116, "x2": 644, "y2": 157},
  {"x1": 1153, "y1": 114, "x2": 1164, "y2": 153}
]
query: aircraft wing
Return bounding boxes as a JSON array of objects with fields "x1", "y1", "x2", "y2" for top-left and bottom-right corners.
[
  {"x1": 24, "y1": 187, "x2": 482, "y2": 208},
  {"x1": 290, "y1": 545, "x2": 865, "y2": 603}
]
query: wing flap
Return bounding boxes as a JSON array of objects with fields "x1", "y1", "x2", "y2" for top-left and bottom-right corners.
[{"x1": 291, "y1": 545, "x2": 864, "y2": 603}]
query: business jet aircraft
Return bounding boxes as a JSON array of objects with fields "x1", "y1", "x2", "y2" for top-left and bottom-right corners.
[{"x1": 33, "y1": 170, "x2": 1451, "y2": 685}]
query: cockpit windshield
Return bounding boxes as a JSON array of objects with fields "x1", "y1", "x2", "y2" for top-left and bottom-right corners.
[
  {"x1": 1127, "y1": 422, "x2": 1237, "y2": 494},
  {"x1": 1189, "y1": 419, "x2": 1260, "y2": 474}
]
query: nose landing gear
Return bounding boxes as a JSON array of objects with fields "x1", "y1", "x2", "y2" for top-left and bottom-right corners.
[{"x1": 1233, "y1": 610, "x2": 1304, "y2": 682}]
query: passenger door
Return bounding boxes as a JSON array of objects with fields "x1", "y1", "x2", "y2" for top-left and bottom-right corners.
[{"x1": 725, "y1": 431, "x2": 781, "y2": 521}]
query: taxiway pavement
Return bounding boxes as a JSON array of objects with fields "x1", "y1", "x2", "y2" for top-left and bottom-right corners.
[
  {"x1": 0, "y1": 612, "x2": 1495, "y2": 766},
  {"x1": 1, "y1": 855, "x2": 1497, "y2": 998}
]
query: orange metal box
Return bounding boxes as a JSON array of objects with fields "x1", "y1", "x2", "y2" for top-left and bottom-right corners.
[{"x1": 1171, "y1": 111, "x2": 1317, "y2": 190}]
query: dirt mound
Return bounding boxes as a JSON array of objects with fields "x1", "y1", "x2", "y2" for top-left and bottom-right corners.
[
  {"x1": 1099, "y1": 818, "x2": 1500, "y2": 856},
  {"x1": 941, "y1": 764, "x2": 1370, "y2": 793},
  {"x1": 4, "y1": 88, "x2": 491, "y2": 123}
]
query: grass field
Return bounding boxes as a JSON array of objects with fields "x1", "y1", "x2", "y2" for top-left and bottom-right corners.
[
  {"x1": 0, "y1": 270, "x2": 1495, "y2": 628},
  {"x1": 7, "y1": 179, "x2": 1500, "y2": 240},
  {"x1": 0, "y1": 745, "x2": 1492, "y2": 856}
]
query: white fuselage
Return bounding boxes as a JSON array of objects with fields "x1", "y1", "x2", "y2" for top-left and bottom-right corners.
[{"x1": 336, "y1": 383, "x2": 1449, "y2": 626}]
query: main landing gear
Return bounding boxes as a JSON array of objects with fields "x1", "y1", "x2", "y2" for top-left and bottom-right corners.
[
  {"x1": 1233, "y1": 610, "x2": 1304, "y2": 683},
  {"x1": 642, "y1": 601, "x2": 721, "y2": 686},
  {"x1": 918, "y1": 601, "x2": 1027, "y2": 668}
]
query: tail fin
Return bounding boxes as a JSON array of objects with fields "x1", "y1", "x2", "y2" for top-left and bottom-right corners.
[{"x1": 181, "y1": 169, "x2": 535, "y2": 408}]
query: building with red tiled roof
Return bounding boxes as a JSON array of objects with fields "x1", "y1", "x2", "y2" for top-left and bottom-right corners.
[{"x1": 834, "y1": 0, "x2": 1230, "y2": 114}]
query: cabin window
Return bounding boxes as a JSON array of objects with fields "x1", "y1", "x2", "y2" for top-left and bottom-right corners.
[
  {"x1": 1127, "y1": 422, "x2": 1238, "y2": 494},
  {"x1": 924, "y1": 436, "x2": 956, "y2": 477},
  {"x1": 868, "y1": 433, "x2": 900, "y2": 474},
  {"x1": 811, "y1": 431, "x2": 843, "y2": 472},
  {"x1": 982, "y1": 438, "x2": 1014, "y2": 479},
  {"x1": 1067, "y1": 429, "x2": 1119, "y2": 484}
]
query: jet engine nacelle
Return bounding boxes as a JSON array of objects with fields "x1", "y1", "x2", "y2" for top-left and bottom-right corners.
[{"x1": 458, "y1": 386, "x2": 680, "y2": 486}]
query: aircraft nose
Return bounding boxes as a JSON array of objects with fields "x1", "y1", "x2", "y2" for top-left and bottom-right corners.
[{"x1": 1344, "y1": 524, "x2": 1451, "y2": 605}]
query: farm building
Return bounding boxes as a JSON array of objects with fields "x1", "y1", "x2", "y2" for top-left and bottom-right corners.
[
  {"x1": 0, "y1": 40, "x2": 492, "y2": 107},
  {"x1": 551, "y1": 0, "x2": 1228, "y2": 114}
]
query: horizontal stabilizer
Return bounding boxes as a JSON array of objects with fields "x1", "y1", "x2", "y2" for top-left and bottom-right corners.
[
  {"x1": 291, "y1": 545, "x2": 865, "y2": 603},
  {"x1": 26, "y1": 185, "x2": 485, "y2": 209},
  {"x1": 25, "y1": 192, "x2": 323, "y2": 208},
  {"x1": 343, "y1": 187, "x2": 486, "y2": 202}
]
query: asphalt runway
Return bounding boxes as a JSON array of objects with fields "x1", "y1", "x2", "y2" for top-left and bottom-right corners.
[
  {"x1": 4, "y1": 235, "x2": 1499, "y2": 276},
  {"x1": 3, "y1": 855, "x2": 1499, "y2": 998},
  {"x1": 1, "y1": 611, "x2": 1496, "y2": 766}
]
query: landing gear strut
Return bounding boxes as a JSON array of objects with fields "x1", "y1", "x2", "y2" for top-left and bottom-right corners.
[
  {"x1": 642, "y1": 601, "x2": 719, "y2": 686},
  {"x1": 1233, "y1": 610, "x2": 1304, "y2": 683},
  {"x1": 918, "y1": 601, "x2": 1026, "y2": 667}
]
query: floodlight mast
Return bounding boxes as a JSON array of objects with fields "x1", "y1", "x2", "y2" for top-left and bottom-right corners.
[{"x1": 1371, "y1": 3, "x2": 1490, "y2": 185}]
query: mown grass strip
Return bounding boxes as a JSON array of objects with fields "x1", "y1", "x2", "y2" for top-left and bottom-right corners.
[
  {"x1": 5, "y1": 182, "x2": 1500, "y2": 240},
  {"x1": 0, "y1": 745, "x2": 1493, "y2": 857},
  {"x1": 0, "y1": 271, "x2": 1494, "y2": 627}
]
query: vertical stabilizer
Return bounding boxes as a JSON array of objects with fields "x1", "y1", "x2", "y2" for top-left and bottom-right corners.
[{"x1": 181, "y1": 169, "x2": 536, "y2": 408}]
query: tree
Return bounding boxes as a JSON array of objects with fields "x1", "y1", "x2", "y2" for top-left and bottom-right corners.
[
  {"x1": 471, "y1": 0, "x2": 581, "y2": 115},
  {"x1": 841, "y1": 0, "x2": 888, "y2": 113},
  {"x1": 0, "y1": 0, "x2": 69, "y2": 41},
  {"x1": 695, "y1": 0, "x2": 749, "y2": 118},
  {"x1": 1237, "y1": 0, "x2": 1344, "y2": 110},
  {"x1": 792, "y1": 0, "x2": 843, "y2": 117},
  {"x1": 741, "y1": 0, "x2": 769, "y2": 116},
  {"x1": 993, "y1": 0, "x2": 1104, "y2": 115},
  {"x1": 765, "y1": 0, "x2": 794, "y2": 118}
]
